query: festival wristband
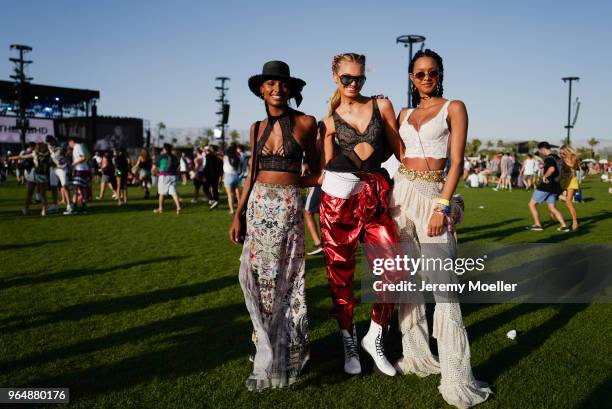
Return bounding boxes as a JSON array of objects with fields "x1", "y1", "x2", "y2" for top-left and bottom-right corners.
[
  {"x1": 435, "y1": 198, "x2": 450, "y2": 207},
  {"x1": 434, "y1": 203, "x2": 450, "y2": 214},
  {"x1": 433, "y1": 208, "x2": 454, "y2": 232}
]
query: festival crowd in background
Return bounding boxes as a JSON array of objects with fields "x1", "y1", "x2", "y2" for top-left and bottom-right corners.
[{"x1": 0, "y1": 136, "x2": 611, "y2": 222}]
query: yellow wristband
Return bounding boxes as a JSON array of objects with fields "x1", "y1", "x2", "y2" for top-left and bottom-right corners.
[{"x1": 435, "y1": 198, "x2": 450, "y2": 207}]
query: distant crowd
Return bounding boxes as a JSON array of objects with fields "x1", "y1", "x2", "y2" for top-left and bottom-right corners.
[
  {"x1": 462, "y1": 148, "x2": 610, "y2": 193},
  {"x1": 0, "y1": 136, "x2": 250, "y2": 216},
  {"x1": 460, "y1": 143, "x2": 612, "y2": 232}
]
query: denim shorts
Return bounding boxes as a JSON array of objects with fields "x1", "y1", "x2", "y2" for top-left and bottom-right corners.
[
  {"x1": 532, "y1": 189, "x2": 557, "y2": 204},
  {"x1": 224, "y1": 173, "x2": 240, "y2": 189},
  {"x1": 305, "y1": 187, "x2": 322, "y2": 213}
]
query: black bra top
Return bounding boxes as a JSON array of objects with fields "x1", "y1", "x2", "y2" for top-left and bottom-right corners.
[
  {"x1": 326, "y1": 98, "x2": 386, "y2": 173},
  {"x1": 256, "y1": 109, "x2": 303, "y2": 173}
]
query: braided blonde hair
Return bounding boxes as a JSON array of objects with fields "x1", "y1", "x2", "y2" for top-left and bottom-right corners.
[{"x1": 327, "y1": 53, "x2": 366, "y2": 117}]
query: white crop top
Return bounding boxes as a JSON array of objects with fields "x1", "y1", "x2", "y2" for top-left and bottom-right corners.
[{"x1": 400, "y1": 100, "x2": 451, "y2": 159}]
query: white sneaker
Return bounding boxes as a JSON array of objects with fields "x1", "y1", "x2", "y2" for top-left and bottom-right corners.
[
  {"x1": 210, "y1": 200, "x2": 219, "y2": 209},
  {"x1": 21, "y1": 208, "x2": 28, "y2": 216},
  {"x1": 361, "y1": 320, "x2": 396, "y2": 377},
  {"x1": 191, "y1": 198, "x2": 198, "y2": 204},
  {"x1": 341, "y1": 326, "x2": 362, "y2": 375},
  {"x1": 41, "y1": 208, "x2": 47, "y2": 217}
]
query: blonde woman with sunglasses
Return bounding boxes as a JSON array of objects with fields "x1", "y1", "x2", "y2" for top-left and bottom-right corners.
[{"x1": 309, "y1": 52, "x2": 405, "y2": 377}]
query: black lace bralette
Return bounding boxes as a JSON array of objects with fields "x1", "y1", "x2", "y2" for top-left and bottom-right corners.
[
  {"x1": 256, "y1": 109, "x2": 303, "y2": 174},
  {"x1": 326, "y1": 98, "x2": 386, "y2": 172}
]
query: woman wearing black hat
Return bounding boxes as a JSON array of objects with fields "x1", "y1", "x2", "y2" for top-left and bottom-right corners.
[{"x1": 229, "y1": 61, "x2": 318, "y2": 391}]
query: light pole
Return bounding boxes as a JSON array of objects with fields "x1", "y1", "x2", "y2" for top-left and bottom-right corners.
[
  {"x1": 562, "y1": 76, "x2": 579, "y2": 145},
  {"x1": 9, "y1": 44, "x2": 33, "y2": 150},
  {"x1": 396, "y1": 35, "x2": 426, "y2": 108},
  {"x1": 215, "y1": 77, "x2": 230, "y2": 152}
]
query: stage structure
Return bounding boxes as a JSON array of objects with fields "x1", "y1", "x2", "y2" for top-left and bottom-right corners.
[
  {"x1": 1, "y1": 62, "x2": 144, "y2": 152},
  {"x1": 0, "y1": 80, "x2": 99, "y2": 118}
]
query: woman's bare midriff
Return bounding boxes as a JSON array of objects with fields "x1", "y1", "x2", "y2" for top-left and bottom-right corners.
[
  {"x1": 256, "y1": 170, "x2": 301, "y2": 185},
  {"x1": 402, "y1": 157, "x2": 447, "y2": 172}
]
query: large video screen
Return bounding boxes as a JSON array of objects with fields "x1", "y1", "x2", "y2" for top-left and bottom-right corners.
[
  {"x1": 0, "y1": 116, "x2": 55, "y2": 143},
  {"x1": 54, "y1": 117, "x2": 143, "y2": 150},
  {"x1": 93, "y1": 122, "x2": 143, "y2": 151}
]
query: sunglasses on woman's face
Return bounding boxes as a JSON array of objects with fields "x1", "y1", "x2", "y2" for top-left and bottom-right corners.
[
  {"x1": 339, "y1": 75, "x2": 366, "y2": 87},
  {"x1": 412, "y1": 70, "x2": 440, "y2": 81}
]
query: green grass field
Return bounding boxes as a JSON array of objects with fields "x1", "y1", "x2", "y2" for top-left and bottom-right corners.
[{"x1": 0, "y1": 176, "x2": 610, "y2": 408}]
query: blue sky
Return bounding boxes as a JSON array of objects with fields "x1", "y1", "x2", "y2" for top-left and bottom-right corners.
[{"x1": 1, "y1": 0, "x2": 611, "y2": 144}]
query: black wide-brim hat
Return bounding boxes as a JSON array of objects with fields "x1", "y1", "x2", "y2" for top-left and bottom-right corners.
[{"x1": 248, "y1": 60, "x2": 306, "y2": 107}]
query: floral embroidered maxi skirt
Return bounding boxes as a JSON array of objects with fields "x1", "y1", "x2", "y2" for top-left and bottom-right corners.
[{"x1": 238, "y1": 182, "x2": 309, "y2": 391}]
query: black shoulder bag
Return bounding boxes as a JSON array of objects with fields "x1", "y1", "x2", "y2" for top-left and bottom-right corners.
[{"x1": 238, "y1": 121, "x2": 261, "y2": 244}]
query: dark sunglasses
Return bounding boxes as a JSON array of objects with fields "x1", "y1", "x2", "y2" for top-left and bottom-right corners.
[
  {"x1": 339, "y1": 75, "x2": 366, "y2": 87},
  {"x1": 412, "y1": 70, "x2": 440, "y2": 81}
]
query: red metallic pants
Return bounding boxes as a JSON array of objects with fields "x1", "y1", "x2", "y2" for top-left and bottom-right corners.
[{"x1": 319, "y1": 172, "x2": 400, "y2": 330}]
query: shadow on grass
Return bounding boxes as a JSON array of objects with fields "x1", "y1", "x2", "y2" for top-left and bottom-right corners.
[
  {"x1": 0, "y1": 239, "x2": 69, "y2": 252},
  {"x1": 8, "y1": 303, "x2": 252, "y2": 399},
  {"x1": 459, "y1": 224, "x2": 530, "y2": 243},
  {"x1": 533, "y1": 211, "x2": 611, "y2": 243},
  {"x1": 474, "y1": 303, "x2": 589, "y2": 384},
  {"x1": 0, "y1": 275, "x2": 236, "y2": 333},
  {"x1": 8, "y1": 282, "x2": 334, "y2": 402},
  {"x1": 578, "y1": 374, "x2": 612, "y2": 408},
  {"x1": 0, "y1": 256, "x2": 187, "y2": 291},
  {"x1": 457, "y1": 218, "x2": 522, "y2": 235}
]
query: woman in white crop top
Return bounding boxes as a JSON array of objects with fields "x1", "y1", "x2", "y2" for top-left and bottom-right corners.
[{"x1": 389, "y1": 49, "x2": 491, "y2": 408}]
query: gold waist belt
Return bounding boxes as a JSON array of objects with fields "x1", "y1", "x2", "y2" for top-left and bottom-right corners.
[{"x1": 398, "y1": 164, "x2": 444, "y2": 183}]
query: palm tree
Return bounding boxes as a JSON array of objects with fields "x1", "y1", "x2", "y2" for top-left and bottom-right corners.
[
  {"x1": 486, "y1": 140, "x2": 494, "y2": 148},
  {"x1": 471, "y1": 138, "x2": 482, "y2": 154},
  {"x1": 587, "y1": 137, "x2": 599, "y2": 158},
  {"x1": 587, "y1": 138, "x2": 599, "y2": 154},
  {"x1": 465, "y1": 142, "x2": 474, "y2": 156},
  {"x1": 496, "y1": 139, "x2": 505, "y2": 148},
  {"x1": 230, "y1": 130, "x2": 240, "y2": 144}
]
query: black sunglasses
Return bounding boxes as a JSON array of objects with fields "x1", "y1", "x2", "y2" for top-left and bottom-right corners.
[
  {"x1": 339, "y1": 75, "x2": 366, "y2": 87},
  {"x1": 412, "y1": 70, "x2": 440, "y2": 81}
]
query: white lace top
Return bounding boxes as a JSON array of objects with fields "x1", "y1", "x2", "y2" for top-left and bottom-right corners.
[{"x1": 400, "y1": 100, "x2": 451, "y2": 159}]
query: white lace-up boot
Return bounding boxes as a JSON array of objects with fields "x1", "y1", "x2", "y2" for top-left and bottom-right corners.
[{"x1": 361, "y1": 320, "x2": 396, "y2": 376}]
